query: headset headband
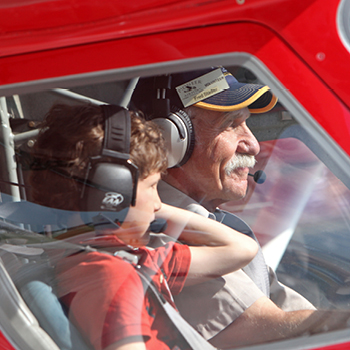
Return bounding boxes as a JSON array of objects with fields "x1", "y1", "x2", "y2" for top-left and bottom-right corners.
[{"x1": 101, "y1": 104, "x2": 130, "y2": 158}]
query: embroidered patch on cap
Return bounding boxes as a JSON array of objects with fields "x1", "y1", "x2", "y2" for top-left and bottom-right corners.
[{"x1": 175, "y1": 68, "x2": 229, "y2": 108}]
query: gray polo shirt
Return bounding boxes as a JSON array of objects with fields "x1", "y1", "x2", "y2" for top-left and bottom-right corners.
[{"x1": 153, "y1": 180, "x2": 315, "y2": 340}]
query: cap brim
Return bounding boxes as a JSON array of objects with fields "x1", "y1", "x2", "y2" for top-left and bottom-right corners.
[{"x1": 193, "y1": 73, "x2": 278, "y2": 114}]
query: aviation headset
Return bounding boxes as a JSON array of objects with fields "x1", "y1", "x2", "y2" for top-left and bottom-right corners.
[
  {"x1": 133, "y1": 75, "x2": 195, "y2": 168},
  {"x1": 80, "y1": 104, "x2": 138, "y2": 216}
]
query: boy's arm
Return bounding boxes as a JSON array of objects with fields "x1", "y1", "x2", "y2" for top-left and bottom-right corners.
[{"x1": 156, "y1": 203, "x2": 258, "y2": 286}]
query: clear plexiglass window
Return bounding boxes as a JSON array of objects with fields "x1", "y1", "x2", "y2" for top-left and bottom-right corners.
[{"x1": 1, "y1": 59, "x2": 350, "y2": 350}]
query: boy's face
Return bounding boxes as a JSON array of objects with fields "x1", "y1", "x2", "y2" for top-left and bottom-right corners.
[{"x1": 118, "y1": 172, "x2": 162, "y2": 247}]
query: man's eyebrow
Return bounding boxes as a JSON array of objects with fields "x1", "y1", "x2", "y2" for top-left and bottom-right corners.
[
  {"x1": 228, "y1": 109, "x2": 251, "y2": 121},
  {"x1": 220, "y1": 111, "x2": 241, "y2": 126}
]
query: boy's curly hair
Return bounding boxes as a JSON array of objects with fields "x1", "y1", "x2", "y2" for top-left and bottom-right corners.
[{"x1": 30, "y1": 103, "x2": 167, "y2": 210}]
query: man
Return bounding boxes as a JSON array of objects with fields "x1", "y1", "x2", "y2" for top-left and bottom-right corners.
[{"x1": 131, "y1": 66, "x2": 350, "y2": 348}]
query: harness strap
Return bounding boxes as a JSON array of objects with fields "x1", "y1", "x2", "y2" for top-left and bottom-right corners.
[
  {"x1": 135, "y1": 266, "x2": 217, "y2": 350},
  {"x1": 93, "y1": 246, "x2": 217, "y2": 350}
]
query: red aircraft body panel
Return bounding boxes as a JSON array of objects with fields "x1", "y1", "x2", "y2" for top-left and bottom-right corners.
[{"x1": 0, "y1": 0, "x2": 350, "y2": 349}]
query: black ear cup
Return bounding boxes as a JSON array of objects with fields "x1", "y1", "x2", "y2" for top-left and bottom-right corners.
[
  {"x1": 151, "y1": 107, "x2": 195, "y2": 168},
  {"x1": 81, "y1": 162, "x2": 134, "y2": 212}
]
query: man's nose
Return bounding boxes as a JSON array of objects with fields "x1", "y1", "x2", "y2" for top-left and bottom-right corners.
[{"x1": 237, "y1": 126, "x2": 260, "y2": 156}]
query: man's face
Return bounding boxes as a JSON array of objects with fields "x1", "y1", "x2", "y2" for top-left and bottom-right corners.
[{"x1": 169, "y1": 107, "x2": 260, "y2": 211}]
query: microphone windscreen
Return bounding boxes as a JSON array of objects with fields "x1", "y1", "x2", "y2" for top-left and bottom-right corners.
[{"x1": 254, "y1": 170, "x2": 266, "y2": 184}]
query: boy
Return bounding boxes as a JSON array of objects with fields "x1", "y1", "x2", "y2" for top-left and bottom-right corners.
[{"x1": 30, "y1": 103, "x2": 258, "y2": 350}]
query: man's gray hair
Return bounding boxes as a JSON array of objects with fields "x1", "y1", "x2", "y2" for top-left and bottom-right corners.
[{"x1": 184, "y1": 106, "x2": 247, "y2": 121}]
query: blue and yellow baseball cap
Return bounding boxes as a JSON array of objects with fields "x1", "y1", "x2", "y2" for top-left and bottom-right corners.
[{"x1": 132, "y1": 66, "x2": 278, "y2": 115}]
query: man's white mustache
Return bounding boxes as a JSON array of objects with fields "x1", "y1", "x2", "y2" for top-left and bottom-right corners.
[{"x1": 225, "y1": 154, "x2": 257, "y2": 176}]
